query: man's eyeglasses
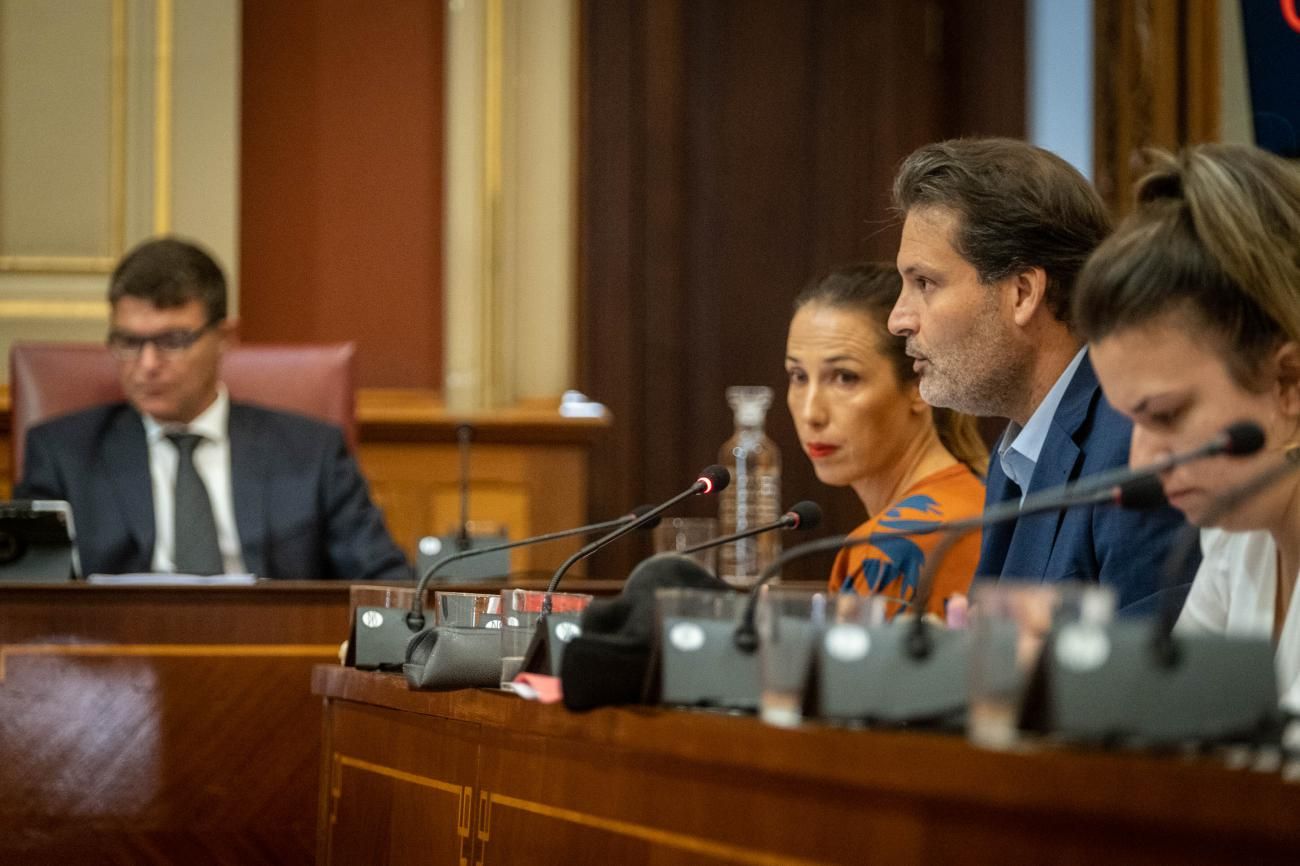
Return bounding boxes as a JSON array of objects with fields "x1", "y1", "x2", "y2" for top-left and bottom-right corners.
[{"x1": 106, "y1": 322, "x2": 218, "y2": 360}]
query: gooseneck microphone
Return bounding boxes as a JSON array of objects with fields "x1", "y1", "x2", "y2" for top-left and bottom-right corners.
[
  {"x1": 732, "y1": 475, "x2": 1164, "y2": 652},
  {"x1": 679, "y1": 500, "x2": 822, "y2": 556},
  {"x1": 455, "y1": 424, "x2": 474, "y2": 551},
  {"x1": 545, "y1": 465, "x2": 732, "y2": 595},
  {"x1": 404, "y1": 505, "x2": 661, "y2": 630},
  {"x1": 909, "y1": 420, "x2": 1265, "y2": 622},
  {"x1": 1049, "y1": 420, "x2": 1265, "y2": 503},
  {"x1": 731, "y1": 422, "x2": 1265, "y2": 653}
]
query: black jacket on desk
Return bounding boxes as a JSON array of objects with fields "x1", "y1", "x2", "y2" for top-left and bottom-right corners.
[{"x1": 16, "y1": 401, "x2": 412, "y2": 581}]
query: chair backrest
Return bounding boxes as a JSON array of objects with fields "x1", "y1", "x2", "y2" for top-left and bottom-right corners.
[{"x1": 9, "y1": 341, "x2": 356, "y2": 482}]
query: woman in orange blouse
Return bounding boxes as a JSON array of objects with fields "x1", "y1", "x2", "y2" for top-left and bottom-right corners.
[{"x1": 785, "y1": 263, "x2": 988, "y2": 617}]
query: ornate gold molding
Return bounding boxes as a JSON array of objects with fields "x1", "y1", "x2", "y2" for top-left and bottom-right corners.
[
  {"x1": 0, "y1": 0, "x2": 130, "y2": 274},
  {"x1": 152, "y1": 0, "x2": 174, "y2": 233},
  {"x1": 0, "y1": 257, "x2": 117, "y2": 274},
  {"x1": 0, "y1": 299, "x2": 109, "y2": 319}
]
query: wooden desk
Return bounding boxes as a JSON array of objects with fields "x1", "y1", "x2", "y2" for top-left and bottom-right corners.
[
  {"x1": 0, "y1": 579, "x2": 624, "y2": 865},
  {"x1": 0, "y1": 582, "x2": 351, "y2": 865},
  {"x1": 315, "y1": 666, "x2": 1300, "y2": 865}
]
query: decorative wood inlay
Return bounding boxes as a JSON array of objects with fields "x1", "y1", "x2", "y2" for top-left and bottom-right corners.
[
  {"x1": 474, "y1": 788, "x2": 491, "y2": 866},
  {"x1": 0, "y1": 643, "x2": 338, "y2": 681},
  {"x1": 334, "y1": 753, "x2": 466, "y2": 798},
  {"x1": 485, "y1": 792, "x2": 832, "y2": 866},
  {"x1": 330, "y1": 752, "x2": 469, "y2": 864}
]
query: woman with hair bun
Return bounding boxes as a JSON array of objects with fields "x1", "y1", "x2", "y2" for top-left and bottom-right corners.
[{"x1": 1074, "y1": 144, "x2": 1300, "y2": 708}]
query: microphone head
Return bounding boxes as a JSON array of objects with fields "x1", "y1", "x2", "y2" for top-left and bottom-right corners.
[
  {"x1": 1117, "y1": 475, "x2": 1168, "y2": 510},
  {"x1": 1221, "y1": 421, "x2": 1266, "y2": 456},
  {"x1": 627, "y1": 504, "x2": 662, "y2": 531},
  {"x1": 785, "y1": 500, "x2": 822, "y2": 530},
  {"x1": 696, "y1": 464, "x2": 732, "y2": 495}
]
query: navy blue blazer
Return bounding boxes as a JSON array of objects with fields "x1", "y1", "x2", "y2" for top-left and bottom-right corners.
[
  {"x1": 16, "y1": 401, "x2": 412, "y2": 581},
  {"x1": 975, "y1": 353, "x2": 1198, "y2": 616}
]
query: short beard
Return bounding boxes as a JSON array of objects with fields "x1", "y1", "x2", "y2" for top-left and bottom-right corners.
[{"x1": 916, "y1": 314, "x2": 1031, "y2": 420}]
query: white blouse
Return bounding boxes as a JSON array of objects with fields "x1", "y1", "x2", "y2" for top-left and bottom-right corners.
[{"x1": 1176, "y1": 528, "x2": 1300, "y2": 712}]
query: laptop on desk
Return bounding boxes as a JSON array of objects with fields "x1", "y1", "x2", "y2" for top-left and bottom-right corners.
[{"x1": 0, "y1": 500, "x2": 78, "y2": 582}]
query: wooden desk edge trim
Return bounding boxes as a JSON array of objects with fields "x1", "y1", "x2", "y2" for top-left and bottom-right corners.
[{"x1": 311, "y1": 665, "x2": 1300, "y2": 847}]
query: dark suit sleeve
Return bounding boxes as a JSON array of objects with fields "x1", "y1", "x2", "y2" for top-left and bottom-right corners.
[
  {"x1": 318, "y1": 430, "x2": 413, "y2": 581},
  {"x1": 1090, "y1": 492, "x2": 1198, "y2": 617},
  {"x1": 14, "y1": 428, "x2": 67, "y2": 501}
]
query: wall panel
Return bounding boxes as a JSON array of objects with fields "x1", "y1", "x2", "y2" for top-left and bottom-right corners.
[
  {"x1": 578, "y1": 0, "x2": 1026, "y2": 580},
  {"x1": 240, "y1": 0, "x2": 444, "y2": 389}
]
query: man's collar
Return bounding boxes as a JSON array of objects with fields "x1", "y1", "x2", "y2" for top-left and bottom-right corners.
[
  {"x1": 1000, "y1": 347, "x2": 1088, "y2": 468},
  {"x1": 142, "y1": 385, "x2": 230, "y2": 443}
]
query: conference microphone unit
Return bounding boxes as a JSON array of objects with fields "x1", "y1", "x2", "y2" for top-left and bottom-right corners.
[
  {"x1": 546, "y1": 464, "x2": 731, "y2": 595},
  {"x1": 678, "y1": 500, "x2": 822, "y2": 556},
  {"x1": 406, "y1": 504, "x2": 663, "y2": 630},
  {"x1": 414, "y1": 424, "x2": 510, "y2": 580},
  {"x1": 732, "y1": 472, "x2": 1170, "y2": 654},
  {"x1": 707, "y1": 476, "x2": 1161, "y2": 726},
  {"x1": 519, "y1": 465, "x2": 731, "y2": 678},
  {"x1": 698, "y1": 423, "x2": 1260, "y2": 725},
  {"x1": 349, "y1": 506, "x2": 662, "y2": 671},
  {"x1": 1025, "y1": 450, "x2": 1298, "y2": 748}
]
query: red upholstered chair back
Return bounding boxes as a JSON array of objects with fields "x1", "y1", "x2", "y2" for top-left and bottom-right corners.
[{"x1": 9, "y1": 342, "x2": 357, "y2": 482}]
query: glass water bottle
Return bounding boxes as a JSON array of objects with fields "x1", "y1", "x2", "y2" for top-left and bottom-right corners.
[{"x1": 717, "y1": 386, "x2": 782, "y2": 586}]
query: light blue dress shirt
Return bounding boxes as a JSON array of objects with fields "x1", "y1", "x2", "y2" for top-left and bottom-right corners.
[{"x1": 996, "y1": 347, "x2": 1088, "y2": 503}]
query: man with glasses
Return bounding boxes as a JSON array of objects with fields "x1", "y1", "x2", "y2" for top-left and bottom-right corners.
[{"x1": 16, "y1": 237, "x2": 411, "y2": 580}]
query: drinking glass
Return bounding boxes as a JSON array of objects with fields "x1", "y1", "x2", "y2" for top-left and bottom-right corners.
[
  {"x1": 434, "y1": 591, "x2": 501, "y2": 628},
  {"x1": 967, "y1": 581, "x2": 1115, "y2": 749},
  {"x1": 757, "y1": 588, "x2": 827, "y2": 727},
  {"x1": 654, "y1": 517, "x2": 720, "y2": 574},
  {"x1": 498, "y1": 589, "x2": 592, "y2": 689}
]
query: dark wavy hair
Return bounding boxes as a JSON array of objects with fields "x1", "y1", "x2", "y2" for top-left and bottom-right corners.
[{"x1": 893, "y1": 138, "x2": 1112, "y2": 328}]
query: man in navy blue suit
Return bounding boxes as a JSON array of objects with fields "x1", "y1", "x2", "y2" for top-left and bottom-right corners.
[
  {"x1": 887, "y1": 138, "x2": 1196, "y2": 615},
  {"x1": 17, "y1": 237, "x2": 411, "y2": 581}
]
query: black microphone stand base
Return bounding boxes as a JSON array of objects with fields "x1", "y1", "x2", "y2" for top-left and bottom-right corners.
[
  {"x1": 817, "y1": 621, "x2": 970, "y2": 727},
  {"x1": 349, "y1": 607, "x2": 425, "y2": 671},
  {"x1": 517, "y1": 612, "x2": 586, "y2": 680},
  {"x1": 1021, "y1": 621, "x2": 1282, "y2": 748}
]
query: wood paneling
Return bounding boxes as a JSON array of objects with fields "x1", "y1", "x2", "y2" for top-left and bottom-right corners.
[
  {"x1": 316, "y1": 666, "x2": 1300, "y2": 865},
  {"x1": 240, "y1": 0, "x2": 444, "y2": 389},
  {"x1": 1093, "y1": 0, "x2": 1220, "y2": 213},
  {"x1": 578, "y1": 0, "x2": 1026, "y2": 581},
  {"x1": 0, "y1": 583, "x2": 354, "y2": 865},
  {"x1": 359, "y1": 441, "x2": 588, "y2": 574}
]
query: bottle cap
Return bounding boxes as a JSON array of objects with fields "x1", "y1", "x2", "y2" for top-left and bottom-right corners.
[{"x1": 726, "y1": 386, "x2": 772, "y2": 427}]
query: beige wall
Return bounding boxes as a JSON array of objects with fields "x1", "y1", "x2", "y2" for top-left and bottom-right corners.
[
  {"x1": 0, "y1": 0, "x2": 239, "y2": 381},
  {"x1": 2, "y1": 0, "x2": 578, "y2": 408},
  {"x1": 442, "y1": 0, "x2": 578, "y2": 411}
]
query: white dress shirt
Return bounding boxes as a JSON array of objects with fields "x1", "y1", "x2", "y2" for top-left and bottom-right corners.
[
  {"x1": 141, "y1": 386, "x2": 246, "y2": 574},
  {"x1": 1177, "y1": 527, "x2": 1300, "y2": 712},
  {"x1": 996, "y1": 347, "x2": 1088, "y2": 503}
]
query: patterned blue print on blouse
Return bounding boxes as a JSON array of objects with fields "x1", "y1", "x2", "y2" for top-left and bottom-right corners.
[{"x1": 843, "y1": 494, "x2": 945, "y2": 607}]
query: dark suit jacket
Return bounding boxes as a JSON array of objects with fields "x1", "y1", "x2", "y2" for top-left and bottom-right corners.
[
  {"x1": 16, "y1": 401, "x2": 412, "y2": 581},
  {"x1": 975, "y1": 354, "x2": 1198, "y2": 616}
]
